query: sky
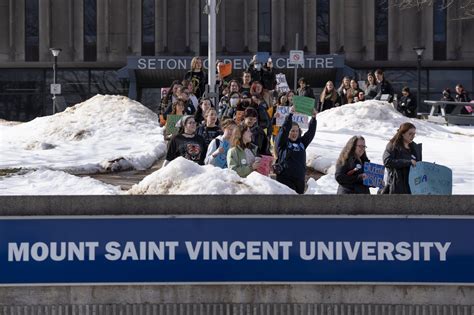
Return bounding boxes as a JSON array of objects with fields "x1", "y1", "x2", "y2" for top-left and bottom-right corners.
[{"x1": 0, "y1": 94, "x2": 472, "y2": 195}]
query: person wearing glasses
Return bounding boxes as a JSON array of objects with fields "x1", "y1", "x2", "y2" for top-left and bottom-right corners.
[
  {"x1": 382, "y1": 122, "x2": 422, "y2": 194},
  {"x1": 163, "y1": 115, "x2": 206, "y2": 167},
  {"x1": 335, "y1": 136, "x2": 370, "y2": 194}
]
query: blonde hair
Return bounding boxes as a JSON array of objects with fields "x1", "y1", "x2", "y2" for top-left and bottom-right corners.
[{"x1": 190, "y1": 57, "x2": 202, "y2": 71}]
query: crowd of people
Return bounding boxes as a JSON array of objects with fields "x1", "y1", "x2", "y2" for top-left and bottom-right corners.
[{"x1": 157, "y1": 56, "x2": 468, "y2": 194}]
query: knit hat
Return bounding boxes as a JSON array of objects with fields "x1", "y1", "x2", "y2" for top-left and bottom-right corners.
[{"x1": 244, "y1": 107, "x2": 258, "y2": 118}]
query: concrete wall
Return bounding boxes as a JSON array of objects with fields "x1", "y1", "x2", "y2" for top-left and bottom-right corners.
[{"x1": 0, "y1": 195, "x2": 473, "y2": 307}]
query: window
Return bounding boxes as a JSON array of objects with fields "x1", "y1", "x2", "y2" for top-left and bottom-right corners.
[
  {"x1": 142, "y1": 0, "x2": 155, "y2": 56},
  {"x1": 433, "y1": 0, "x2": 447, "y2": 60},
  {"x1": 84, "y1": 0, "x2": 97, "y2": 61},
  {"x1": 200, "y1": 0, "x2": 208, "y2": 56},
  {"x1": 258, "y1": 0, "x2": 271, "y2": 52},
  {"x1": 316, "y1": 0, "x2": 330, "y2": 54},
  {"x1": 374, "y1": 0, "x2": 388, "y2": 60},
  {"x1": 25, "y1": 0, "x2": 39, "y2": 61}
]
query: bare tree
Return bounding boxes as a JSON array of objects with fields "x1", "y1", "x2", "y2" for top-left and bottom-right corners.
[{"x1": 389, "y1": 0, "x2": 474, "y2": 20}]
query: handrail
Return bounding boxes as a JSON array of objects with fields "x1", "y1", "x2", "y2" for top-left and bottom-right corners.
[{"x1": 423, "y1": 100, "x2": 472, "y2": 117}]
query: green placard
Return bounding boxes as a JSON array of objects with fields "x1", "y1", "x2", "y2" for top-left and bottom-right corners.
[
  {"x1": 165, "y1": 114, "x2": 183, "y2": 136},
  {"x1": 293, "y1": 96, "x2": 315, "y2": 116}
]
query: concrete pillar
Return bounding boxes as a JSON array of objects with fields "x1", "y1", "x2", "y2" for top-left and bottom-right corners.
[
  {"x1": 460, "y1": 16, "x2": 474, "y2": 59},
  {"x1": 73, "y1": 0, "x2": 83, "y2": 61},
  {"x1": 39, "y1": 0, "x2": 51, "y2": 61},
  {"x1": 388, "y1": 1, "x2": 400, "y2": 60},
  {"x1": 244, "y1": 0, "x2": 249, "y2": 51},
  {"x1": 13, "y1": 0, "x2": 24, "y2": 60},
  {"x1": 0, "y1": 0, "x2": 11, "y2": 61},
  {"x1": 343, "y1": 0, "x2": 363, "y2": 61},
  {"x1": 446, "y1": 3, "x2": 460, "y2": 60},
  {"x1": 306, "y1": 0, "x2": 316, "y2": 53},
  {"x1": 421, "y1": 4, "x2": 434, "y2": 61},
  {"x1": 271, "y1": 0, "x2": 279, "y2": 53},
  {"x1": 96, "y1": 0, "x2": 109, "y2": 61},
  {"x1": 248, "y1": 0, "x2": 258, "y2": 52},
  {"x1": 329, "y1": 0, "x2": 342, "y2": 54},
  {"x1": 219, "y1": 0, "x2": 226, "y2": 52},
  {"x1": 129, "y1": 0, "x2": 141, "y2": 56},
  {"x1": 362, "y1": 0, "x2": 375, "y2": 61},
  {"x1": 399, "y1": 8, "x2": 420, "y2": 61},
  {"x1": 49, "y1": 0, "x2": 74, "y2": 61}
]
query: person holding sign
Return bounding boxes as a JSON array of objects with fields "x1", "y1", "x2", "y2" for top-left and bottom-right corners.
[
  {"x1": 335, "y1": 136, "x2": 371, "y2": 194},
  {"x1": 227, "y1": 125, "x2": 260, "y2": 178},
  {"x1": 382, "y1": 122, "x2": 422, "y2": 194},
  {"x1": 274, "y1": 106, "x2": 317, "y2": 194},
  {"x1": 205, "y1": 119, "x2": 237, "y2": 169},
  {"x1": 163, "y1": 116, "x2": 206, "y2": 167}
]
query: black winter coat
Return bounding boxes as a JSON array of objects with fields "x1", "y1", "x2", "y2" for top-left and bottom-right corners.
[
  {"x1": 375, "y1": 80, "x2": 394, "y2": 101},
  {"x1": 335, "y1": 156, "x2": 370, "y2": 194},
  {"x1": 382, "y1": 142, "x2": 422, "y2": 194},
  {"x1": 397, "y1": 95, "x2": 417, "y2": 118},
  {"x1": 275, "y1": 113, "x2": 317, "y2": 184},
  {"x1": 317, "y1": 94, "x2": 341, "y2": 112}
]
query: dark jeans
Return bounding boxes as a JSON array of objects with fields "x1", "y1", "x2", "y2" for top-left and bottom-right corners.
[{"x1": 276, "y1": 175, "x2": 305, "y2": 194}]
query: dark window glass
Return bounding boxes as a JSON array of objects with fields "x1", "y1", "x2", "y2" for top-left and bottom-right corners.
[
  {"x1": 91, "y1": 70, "x2": 129, "y2": 95},
  {"x1": 200, "y1": 0, "x2": 209, "y2": 56},
  {"x1": 433, "y1": 0, "x2": 447, "y2": 60},
  {"x1": 84, "y1": 0, "x2": 97, "y2": 61},
  {"x1": 374, "y1": 0, "x2": 388, "y2": 60},
  {"x1": 258, "y1": 0, "x2": 271, "y2": 52},
  {"x1": 316, "y1": 0, "x2": 330, "y2": 54},
  {"x1": 142, "y1": 0, "x2": 155, "y2": 56},
  {"x1": 25, "y1": 0, "x2": 39, "y2": 61}
]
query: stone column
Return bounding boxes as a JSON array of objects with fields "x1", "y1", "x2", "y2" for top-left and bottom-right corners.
[
  {"x1": 96, "y1": 0, "x2": 109, "y2": 61},
  {"x1": 129, "y1": 0, "x2": 141, "y2": 56},
  {"x1": 388, "y1": 1, "x2": 400, "y2": 61},
  {"x1": 0, "y1": 0, "x2": 12, "y2": 61},
  {"x1": 39, "y1": 0, "x2": 51, "y2": 61},
  {"x1": 73, "y1": 0, "x2": 83, "y2": 61},
  {"x1": 188, "y1": 0, "x2": 199, "y2": 55},
  {"x1": 399, "y1": 7, "x2": 420, "y2": 60},
  {"x1": 248, "y1": 0, "x2": 258, "y2": 52},
  {"x1": 362, "y1": 0, "x2": 375, "y2": 61},
  {"x1": 306, "y1": 0, "x2": 316, "y2": 53},
  {"x1": 421, "y1": 3, "x2": 434, "y2": 61},
  {"x1": 343, "y1": 0, "x2": 363, "y2": 61},
  {"x1": 329, "y1": 0, "x2": 342, "y2": 53}
]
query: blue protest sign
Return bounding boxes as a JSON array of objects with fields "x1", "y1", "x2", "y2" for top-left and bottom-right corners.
[
  {"x1": 409, "y1": 161, "x2": 453, "y2": 195},
  {"x1": 256, "y1": 52, "x2": 270, "y2": 64},
  {"x1": 0, "y1": 216, "x2": 473, "y2": 285},
  {"x1": 363, "y1": 162, "x2": 385, "y2": 188}
]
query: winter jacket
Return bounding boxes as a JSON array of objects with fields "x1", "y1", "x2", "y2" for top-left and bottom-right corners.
[
  {"x1": 375, "y1": 80, "x2": 394, "y2": 102},
  {"x1": 455, "y1": 91, "x2": 472, "y2": 114},
  {"x1": 184, "y1": 70, "x2": 207, "y2": 98},
  {"x1": 337, "y1": 86, "x2": 350, "y2": 105},
  {"x1": 297, "y1": 86, "x2": 315, "y2": 99},
  {"x1": 382, "y1": 141, "x2": 422, "y2": 194},
  {"x1": 317, "y1": 93, "x2": 341, "y2": 112},
  {"x1": 365, "y1": 84, "x2": 378, "y2": 100},
  {"x1": 335, "y1": 156, "x2": 370, "y2": 194},
  {"x1": 249, "y1": 124, "x2": 270, "y2": 155},
  {"x1": 227, "y1": 144, "x2": 258, "y2": 177},
  {"x1": 275, "y1": 113, "x2": 317, "y2": 193},
  {"x1": 397, "y1": 95, "x2": 417, "y2": 118}
]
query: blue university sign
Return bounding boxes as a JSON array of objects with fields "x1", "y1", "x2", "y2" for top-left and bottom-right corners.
[{"x1": 1, "y1": 216, "x2": 472, "y2": 285}]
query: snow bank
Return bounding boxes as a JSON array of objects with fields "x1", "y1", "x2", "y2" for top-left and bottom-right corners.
[
  {"x1": 0, "y1": 169, "x2": 121, "y2": 195},
  {"x1": 305, "y1": 101, "x2": 474, "y2": 194},
  {"x1": 0, "y1": 94, "x2": 166, "y2": 173},
  {"x1": 128, "y1": 157, "x2": 296, "y2": 195}
]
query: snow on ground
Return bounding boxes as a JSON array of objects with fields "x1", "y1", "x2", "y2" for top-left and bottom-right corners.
[
  {"x1": 0, "y1": 169, "x2": 121, "y2": 195},
  {"x1": 305, "y1": 100, "x2": 473, "y2": 195},
  {"x1": 0, "y1": 94, "x2": 166, "y2": 174},
  {"x1": 128, "y1": 157, "x2": 296, "y2": 195},
  {"x1": 0, "y1": 96, "x2": 472, "y2": 195}
]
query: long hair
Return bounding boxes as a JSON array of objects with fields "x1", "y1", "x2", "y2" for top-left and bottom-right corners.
[
  {"x1": 163, "y1": 80, "x2": 181, "y2": 105},
  {"x1": 250, "y1": 81, "x2": 264, "y2": 97},
  {"x1": 171, "y1": 99, "x2": 186, "y2": 115},
  {"x1": 320, "y1": 81, "x2": 338, "y2": 102},
  {"x1": 190, "y1": 57, "x2": 202, "y2": 71},
  {"x1": 366, "y1": 72, "x2": 375, "y2": 86},
  {"x1": 336, "y1": 136, "x2": 369, "y2": 166},
  {"x1": 388, "y1": 122, "x2": 417, "y2": 150},
  {"x1": 232, "y1": 125, "x2": 252, "y2": 149}
]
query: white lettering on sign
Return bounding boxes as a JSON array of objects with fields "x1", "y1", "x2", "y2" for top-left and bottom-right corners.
[
  {"x1": 8, "y1": 242, "x2": 99, "y2": 262},
  {"x1": 298, "y1": 241, "x2": 451, "y2": 261},
  {"x1": 138, "y1": 58, "x2": 147, "y2": 69}
]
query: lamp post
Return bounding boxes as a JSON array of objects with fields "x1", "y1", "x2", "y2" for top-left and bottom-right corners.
[
  {"x1": 49, "y1": 48, "x2": 62, "y2": 114},
  {"x1": 413, "y1": 47, "x2": 425, "y2": 110}
]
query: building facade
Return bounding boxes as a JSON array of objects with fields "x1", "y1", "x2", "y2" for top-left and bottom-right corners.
[{"x1": 0, "y1": 0, "x2": 473, "y2": 121}]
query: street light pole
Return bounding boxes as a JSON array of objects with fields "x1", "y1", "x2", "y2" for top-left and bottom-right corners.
[
  {"x1": 49, "y1": 48, "x2": 62, "y2": 114},
  {"x1": 413, "y1": 47, "x2": 425, "y2": 110}
]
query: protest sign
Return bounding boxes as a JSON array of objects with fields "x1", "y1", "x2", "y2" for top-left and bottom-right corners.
[
  {"x1": 275, "y1": 106, "x2": 309, "y2": 128},
  {"x1": 256, "y1": 155, "x2": 273, "y2": 176},
  {"x1": 363, "y1": 162, "x2": 385, "y2": 188},
  {"x1": 409, "y1": 161, "x2": 452, "y2": 195},
  {"x1": 218, "y1": 62, "x2": 232, "y2": 78},
  {"x1": 293, "y1": 96, "x2": 315, "y2": 116},
  {"x1": 256, "y1": 52, "x2": 270, "y2": 64},
  {"x1": 276, "y1": 73, "x2": 290, "y2": 93},
  {"x1": 165, "y1": 114, "x2": 182, "y2": 137}
]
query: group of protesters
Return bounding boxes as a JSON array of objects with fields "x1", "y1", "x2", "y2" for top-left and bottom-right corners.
[{"x1": 156, "y1": 56, "x2": 468, "y2": 195}]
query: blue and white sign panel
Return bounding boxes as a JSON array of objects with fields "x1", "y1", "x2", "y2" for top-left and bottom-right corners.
[
  {"x1": 0, "y1": 216, "x2": 472, "y2": 285},
  {"x1": 409, "y1": 162, "x2": 453, "y2": 195}
]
